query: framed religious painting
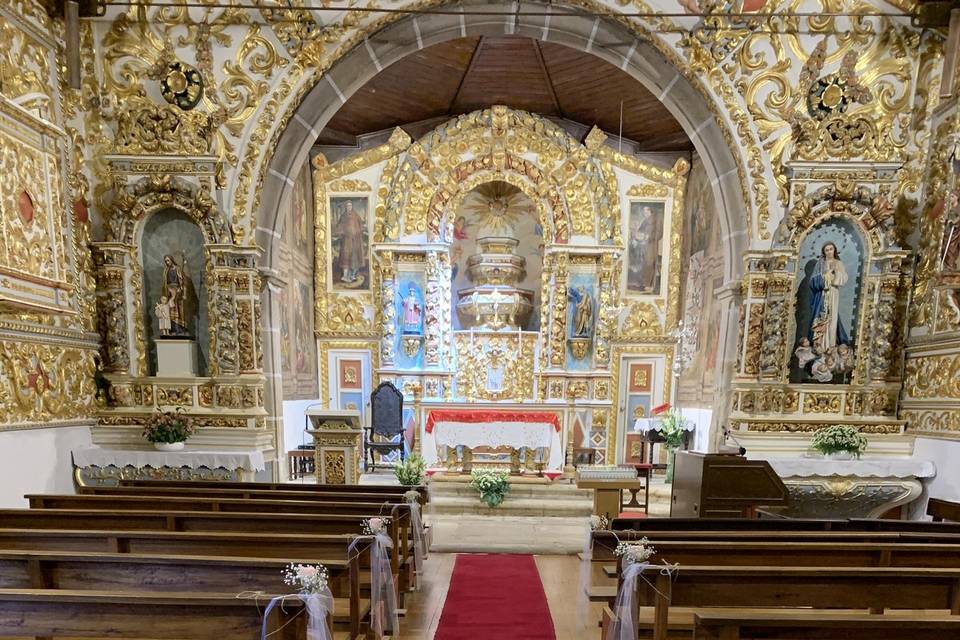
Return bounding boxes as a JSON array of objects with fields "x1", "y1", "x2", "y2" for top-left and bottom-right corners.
[
  {"x1": 327, "y1": 195, "x2": 371, "y2": 291},
  {"x1": 625, "y1": 200, "x2": 667, "y2": 296}
]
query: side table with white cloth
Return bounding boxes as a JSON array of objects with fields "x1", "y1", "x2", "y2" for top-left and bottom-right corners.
[
  {"x1": 72, "y1": 447, "x2": 266, "y2": 486},
  {"x1": 754, "y1": 456, "x2": 937, "y2": 519}
]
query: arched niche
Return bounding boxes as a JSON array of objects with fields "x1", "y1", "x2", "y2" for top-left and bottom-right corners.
[{"x1": 139, "y1": 208, "x2": 209, "y2": 376}]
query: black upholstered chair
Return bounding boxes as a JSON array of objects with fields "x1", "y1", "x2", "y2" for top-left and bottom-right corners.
[{"x1": 366, "y1": 381, "x2": 405, "y2": 471}]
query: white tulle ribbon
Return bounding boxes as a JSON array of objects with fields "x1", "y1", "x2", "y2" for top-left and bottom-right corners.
[
  {"x1": 604, "y1": 561, "x2": 677, "y2": 640},
  {"x1": 370, "y1": 532, "x2": 399, "y2": 638},
  {"x1": 405, "y1": 494, "x2": 427, "y2": 589},
  {"x1": 258, "y1": 590, "x2": 335, "y2": 640}
]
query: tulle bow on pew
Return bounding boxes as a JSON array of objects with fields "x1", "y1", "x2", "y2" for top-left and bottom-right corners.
[
  {"x1": 366, "y1": 518, "x2": 399, "y2": 638},
  {"x1": 604, "y1": 555, "x2": 677, "y2": 640},
  {"x1": 246, "y1": 589, "x2": 336, "y2": 640},
  {"x1": 404, "y1": 490, "x2": 427, "y2": 589}
]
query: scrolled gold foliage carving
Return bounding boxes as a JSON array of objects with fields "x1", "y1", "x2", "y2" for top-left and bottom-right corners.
[
  {"x1": 903, "y1": 354, "x2": 960, "y2": 399},
  {"x1": 0, "y1": 341, "x2": 98, "y2": 426}
]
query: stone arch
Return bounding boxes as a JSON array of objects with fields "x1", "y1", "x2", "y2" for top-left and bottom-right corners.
[{"x1": 256, "y1": 2, "x2": 750, "y2": 282}]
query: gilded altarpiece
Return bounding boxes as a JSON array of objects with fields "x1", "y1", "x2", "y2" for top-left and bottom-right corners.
[
  {"x1": 0, "y1": 0, "x2": 99, "y2": 429},
  {"x1": 313, "y1": 107, "x2": 686, "y2": 465}
]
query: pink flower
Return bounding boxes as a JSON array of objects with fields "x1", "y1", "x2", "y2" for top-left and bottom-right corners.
[
  {"x1": 298, "y1": 566, "x2": 318, "y2": 578},
  {"x1": 368, "y1": 517, "x2": 383, "y2": 530}
]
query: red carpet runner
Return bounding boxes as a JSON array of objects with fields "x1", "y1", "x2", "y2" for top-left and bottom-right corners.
[{"x1": 434, "y1": 554, "x2": 557, "y2": 640}]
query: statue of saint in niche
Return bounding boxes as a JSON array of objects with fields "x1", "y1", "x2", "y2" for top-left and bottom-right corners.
[
  {"x1": 401, "y1": 285, "x2": 423, "y2": 335},
  {"x1": 569, "y1": 286, "x2": 594, "y2": 337},
  {"x1": 157, "y1": 253, "x2": 193, "y2": 337},
  {"x1": 794, "y1": 240, "x2": 856, "y2": 382}
]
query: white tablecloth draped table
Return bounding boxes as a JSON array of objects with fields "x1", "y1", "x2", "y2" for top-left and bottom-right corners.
[
  {"x1": 763, "y1": 457, "x2": 936, "y2": 479},
  {"x1": 71, "y1": 447, "x2": 266, "y2": 472},
  {"x1": 425, "y1": 409, "x2": 560, "y2": 450}
]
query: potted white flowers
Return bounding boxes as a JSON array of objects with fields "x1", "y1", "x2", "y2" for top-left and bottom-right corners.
[{"x1": 811, "y1": 425, "x2": 868, "y2": 460}]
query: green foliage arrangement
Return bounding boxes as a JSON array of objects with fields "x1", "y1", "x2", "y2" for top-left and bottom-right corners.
[
  {"x1": 658, "y1": 409, "x2": 691, "y2": 450},
  {"x1": 394, "y1": 453, "x2": 427, "y2": 486},
  {"x1": 142, "y1": 409, "x2": 195, "y2": 444},
  {"x1": 812, "y1": 425, "x2": 868, "y2": 458},
  {"x1": 469, "y1": 468, "x2": 511, "y2": 508}
]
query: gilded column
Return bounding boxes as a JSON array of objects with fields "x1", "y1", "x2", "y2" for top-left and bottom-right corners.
[
  {"x1": 594, "y1": 253, "x2": 617, "y2": 369},
  {"x1": 424, "y1": 250, "x2": 443, "y2": 368},
  {"x1": 378, "y1": 251, "x2": 397, "y2": 367},
  {"x1": 758, "y1": 256, "x2": 791, "y2": 381},
  {"x1": 92, "y1": 243, "x2": 133, "y2": 374},
  {"x1": 549, "y1": 253, "x2": 569, "y2": 369}
]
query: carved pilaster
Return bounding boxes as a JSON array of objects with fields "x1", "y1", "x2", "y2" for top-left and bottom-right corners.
[
  {"x1": 549, "y1": 253, "x2": 569, "y2": 369},
  {"x1": 424, "y1": 250, "x2": 443, "y2": 368},
  {"x1": 378, "y1": 251, "x2": 396, "y2": 367},
  {"x1": 594, "y1": 253, "x2": 617, "y2": 369},
  {"x1": 93, "y1": 243, "x2": 134, "y2": 374}
]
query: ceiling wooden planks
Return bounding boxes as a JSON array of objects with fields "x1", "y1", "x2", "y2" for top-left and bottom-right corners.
[{"x1": 316, "y1": 35, "x2": 692, "y2": 151}]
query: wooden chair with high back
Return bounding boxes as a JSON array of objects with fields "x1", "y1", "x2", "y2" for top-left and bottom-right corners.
[{"x1": 366, "y1": 381, "x2": 405, "y2": 472}]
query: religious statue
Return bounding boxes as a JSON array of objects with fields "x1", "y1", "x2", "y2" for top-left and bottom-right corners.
[
  {"x1": 809, "y1": 242, "x2": 849, "y2": 354},
  {"x1": 794, "y1": 240, "x2": 856, "y2": 381},
  {"x1": 332, "y1": 199, "x2": 365, "y2": 285},
  {"x1": 160, "y1": 253, "x2": 192, "y2": 336},
  {"x1": 569, "y1": 286, "x2": 593, "y2": 337},
  {"x1": 401, "y1": 285, "x2": 423, "y2": 335}
]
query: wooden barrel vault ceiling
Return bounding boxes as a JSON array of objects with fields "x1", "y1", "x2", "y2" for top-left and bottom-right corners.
[{"x1": 317, "y1": 35, "x2": 694, "y2": 152}]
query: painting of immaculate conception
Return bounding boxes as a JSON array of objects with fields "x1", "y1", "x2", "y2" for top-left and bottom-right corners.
[
  {"x1": 627, "y1": 201, "x2": 665, "y2": 295},
  {"x1": 329, "y1": 196, "x2": 370, "y2": 290},
  {"x1": 791, "y1": 218, "x2": 864, "y2": 384}
]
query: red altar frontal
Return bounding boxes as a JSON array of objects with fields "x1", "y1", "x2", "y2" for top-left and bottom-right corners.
[{"x1": 420, "y1": 403, "x2": 568, "y2": 471}]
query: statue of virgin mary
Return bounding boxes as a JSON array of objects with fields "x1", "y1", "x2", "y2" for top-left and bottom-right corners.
[{"x1": 808, "y1": 241, "x2": 850, "y2": 353}]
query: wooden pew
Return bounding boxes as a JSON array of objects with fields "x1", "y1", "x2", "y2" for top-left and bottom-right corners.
[
  {"x1": 929, "y1": 498, "x2": 960, "y2": 523},
  {"x1": 0, "y1": 549, "x2": 364, "y2": 639},
  {"x1": 82, "y1": 484, "x2": 423, "y2": 504},
  {"x1": 611, "y1": 516, "x2": 960, "y2": 534},
  {"x1": 0, "y1": 590, "x2": 309, "y2": 640},
  {"x1": 0, "y1": 509, "x2": 407, "y2": 588},
  {"x1": 118, "y1": 479, "x2": 429, "y2": 502},
  {"x1": 602, "y1": 565, "x2": 960, "y2": 640},
  {"x1": 693, "y1": 611, "x2": 960, "y2": 640},
  {"x1": 26, "y1": 495, "x2": 416, "y2": 591}
]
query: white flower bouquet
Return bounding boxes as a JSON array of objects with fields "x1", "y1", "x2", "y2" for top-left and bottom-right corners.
[
  {"x1": 403, "y1": 490, "x2": 421, "y2": 504},
  {"x1": 362, "y1": 516, "x2": 390, "y2": 536},
  {"x1": 283, "y1": 563, "x2": 329, "y2": 595},
  {"x1": 811, "y1": 425, "x2": 868, "y2": 458},
  {"x1": 469, "y1": 468, "x2": 510, "y2": 508},
  {"x1": 614, "y1": 537, "x2": 655, "y2": 566},
  {"x1": 589, "y1": 514, "x2": 609, "y2": 531}
]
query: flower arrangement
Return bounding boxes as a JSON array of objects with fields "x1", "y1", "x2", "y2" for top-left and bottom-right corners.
[
  {"x1": 142, "y1": 409, "x2": 195, "y2": 445},
  {"x1": 394, "y1": 453, "x2": 427, "y2": 486},
  {"x1": 403, "y1": 489, "x2": 421, "y2": 504},
  {"x1": 614, "y1": 537, "x2": 656, "y2": 566},
  {"x1": 657, "y1": 409, "x2": 691, "y2": 450},
  {"x1": 282, "y1": 563, "x2": 329, "y2": 595},
  {"x1": 812, "y1": 425, "x2": 868, "y2": 458},
  {"x1": 362, "y1": 516, "x2": 390, "y2": 536},
  {"x1": 589, "y1": 514, "x2": 609, "y2": 531},
  {"x1": 469, "y1": 468, "x2": 511, "y2": 508}
]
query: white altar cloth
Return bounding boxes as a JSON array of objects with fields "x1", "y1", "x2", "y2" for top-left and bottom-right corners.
[
  {"x1": 762, "y1": 457, "x2": 936, "y2": 479},
  {"x1": 72, "y1": 447, "x2": 266, "y2": 472},
  {"x1": 432, "y1": 420, "x2": 555, "y2": 450}
]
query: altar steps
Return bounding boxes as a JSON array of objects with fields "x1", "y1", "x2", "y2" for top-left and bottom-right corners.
[{"x1": 427, "y1": 479, "x2": 593, "y2": 517}]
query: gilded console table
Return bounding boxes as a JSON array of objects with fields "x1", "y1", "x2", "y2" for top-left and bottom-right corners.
[
  {"x1": 72, "y1": 447, "x2": 265, "y2": 486},
  {"x1": 306, "y1": 408, "x2": 363, "y2": 484},
  {"x1": 760, "y1": 457, "x2": 936, "y2": 519}
]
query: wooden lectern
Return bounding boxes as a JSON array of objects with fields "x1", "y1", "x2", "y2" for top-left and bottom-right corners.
[{"x1": 670, "y1": 452, "x2": 789, "y2": 518}]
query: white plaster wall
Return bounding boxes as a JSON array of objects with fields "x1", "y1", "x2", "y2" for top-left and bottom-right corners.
[
  {"x1": 912, "y1": 437, "x2": 960, "y2": 518},
  {"x1": 282, "y1": 399, "x2": 323, "y2": 455},
  {"x1": 0, "y1": 426, "x2": 93, "y2": 507}
]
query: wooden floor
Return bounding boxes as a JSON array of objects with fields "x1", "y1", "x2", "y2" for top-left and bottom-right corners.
[{"x1": 397, "y1": 553, "x2": 603, "y2": 639}]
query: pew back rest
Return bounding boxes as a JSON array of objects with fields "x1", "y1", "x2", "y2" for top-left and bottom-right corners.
[{"x1": 929, "y1": 498, "x2": 960, "y2": 523}]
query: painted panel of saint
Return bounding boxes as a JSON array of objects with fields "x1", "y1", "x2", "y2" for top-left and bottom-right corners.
[
  {"x1": 791, "y1": 219, "x2": 864, "y2": 384},
  {"x1": 329, "y1": 196, "x2": 369, "y2": 290},
  {"x1": 627, "y1": 201, "x2": 666, "y2": 295}
]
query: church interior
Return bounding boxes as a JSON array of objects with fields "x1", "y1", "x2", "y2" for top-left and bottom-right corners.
[{"x1": 4, "y1": 0, "x2": 960, "y2": 637}]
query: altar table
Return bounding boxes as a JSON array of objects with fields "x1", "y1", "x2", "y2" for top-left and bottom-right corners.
[{"x1": 424, "y1": 408, "x2": 563, "y2": 471}]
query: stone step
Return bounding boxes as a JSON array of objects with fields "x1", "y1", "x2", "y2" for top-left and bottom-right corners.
[
  {"x1": 428, "y1": 482, "x2": 593, "y2": 501},
  {"x1": 428, "y1": 495, "x2": 592, "y2": 517}
]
